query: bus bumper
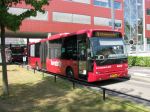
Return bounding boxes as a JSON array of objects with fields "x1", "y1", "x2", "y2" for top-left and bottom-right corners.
[{"x1": 87, "y1": 70, "x2": 128, "y2": 82}]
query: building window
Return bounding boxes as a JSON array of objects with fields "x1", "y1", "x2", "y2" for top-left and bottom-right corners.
[
  {"x1": 94, "y1": 16, "x2": 122, "y2": 28},
  {"x1": 30, "y1": 11, "x2": 48, "y2": 21},
  {"x1": 94, "y1": 0, "x2": 110, "y2": 8},
  {"x1": 109, "y1": 22, "x2": 122, "y2": 28},
  {"x1": 137, "y1": 0, "x2": 142, "y2": 4},
  {"x1": 147, "y1": 9, "x2": 150, "y2": 15},
  {"x1": 8, "y1": 7, "x2": 27, "y2": 15},
  {"x1": 114, "y1": 1, "x2": 121, "y2": 10},
  {"x1": 72, "y1": 14, "x2": 91, "y2": 24},
  {"x1": 8, "y1": 7, "x2": 48, "y2": 21},
  {"x1": 53, "y1": 12, "x2": 91, "y2": 24},
  {"x1": 52, "y1": 12, "x2": 72, "y2": 23},
  {"x1": 115, "y1": 23, "x2": 122, "y2": 27},
  {"x1": 147, "y1": 38, "x2": 150, "y2": 44},
  {"x1": 94, "y1": 17, "x2": 110, "y2": 26},
  {"x1": 147, "y1": 24, "x2": 150, "y2": 30},
  {"x1": 64, "y1": 0, "x2": 90, "y2": 4},
  {"x1": 115, "y1": 20, "x2": 122, "y2": 28},
  {"x1": 94, "y1": 0, "x2": 121, "y2": 10}
]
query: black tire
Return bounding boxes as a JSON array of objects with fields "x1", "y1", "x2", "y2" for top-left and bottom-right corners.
[
  {"x1": 66, "y1": 67, "x2": 74, "y2": 78},
  {"x1": 36, "y1": 66, "x2": 39, "y2": 70},
  {"x1": 36, "y1": 62, "x2": 39, "y2": 70},
  {"x1": 122, "y1": 74, "x2": 131, "y2": 80}
]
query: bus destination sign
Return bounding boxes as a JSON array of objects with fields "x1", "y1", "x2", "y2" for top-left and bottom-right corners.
[{"x1": 93, "y1": 31, "x2": 121, "y2": 38}]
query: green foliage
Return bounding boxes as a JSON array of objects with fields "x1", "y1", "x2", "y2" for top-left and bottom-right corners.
[
  {"x1": 0, "y1": 0, "x2": 50, "y2": 96},
  {"x1": 0, "y1": 0, "x2": 49, "y2": 31},
  {"x1": 128, "y1": 56, "x2": 150, "y2": 67}
]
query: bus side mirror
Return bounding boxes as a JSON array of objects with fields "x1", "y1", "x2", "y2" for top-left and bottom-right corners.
[
  {"x1": 87, "y1": 56, "x2": 91, "y2": 60},
  {"x1": 129, "y1": 40, "x2": 134, "y2": 45},
  {"x1": 87, "y1": 48, "x2": 93, "y2": 58},
  {"x1": 98, "y1": 55, "x2": 104, "y2": 60}
]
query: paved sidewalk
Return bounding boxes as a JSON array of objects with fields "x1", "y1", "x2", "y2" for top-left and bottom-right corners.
[
  {"x1": 129, "y1": 66, "x2": 150, "y2": 77},
  {"x1": 129, "y1": 66, "x2": 150, "y2": 82}
]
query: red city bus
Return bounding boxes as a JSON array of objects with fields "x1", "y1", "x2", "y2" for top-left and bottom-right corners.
[{"x1": 28, "y1": 29, "x2": 129, "y2": 82}]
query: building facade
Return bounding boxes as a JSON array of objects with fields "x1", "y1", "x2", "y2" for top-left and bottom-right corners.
[
  {"x1": 145, "y1": 0, "x2": 150, "y2": 51},
  {"x1": 7, "y1": 0, "x2": 124, "y2": 38},
  {"x1": 5, "y1": 0, "x2": 150, "y2": 53},
  {"x1": 124, "y1": 0, "x2": 150, "y2": 52}
]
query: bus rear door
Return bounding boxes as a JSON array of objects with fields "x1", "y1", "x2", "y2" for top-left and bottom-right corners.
[{"x1": 40, "y1": 42, "x2": 48, "y2": 70}]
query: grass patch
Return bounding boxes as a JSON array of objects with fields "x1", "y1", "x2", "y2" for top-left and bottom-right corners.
[{"x1": 0, "y1": 65, "x2": 150, "y2": 112}]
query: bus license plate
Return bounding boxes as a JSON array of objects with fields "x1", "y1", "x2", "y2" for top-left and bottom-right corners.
[{"x1": 110, "y1": 74, "x2": 118, "y2": 78}]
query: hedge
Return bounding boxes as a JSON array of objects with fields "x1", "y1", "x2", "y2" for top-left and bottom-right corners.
[{"x1": 128, "y1": 56, "x2": 150, "y2": 67}]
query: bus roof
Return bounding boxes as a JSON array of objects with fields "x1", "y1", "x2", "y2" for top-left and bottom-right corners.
[
  {"x1": 47, "y1": 29, "x2": 122, "y2": 41},
  {"x1": 28, "y1": 41, "x2": 40, "y2": 45},
  {"x1": 30, "y1": 29, "x2": 122, "y2": 44}
]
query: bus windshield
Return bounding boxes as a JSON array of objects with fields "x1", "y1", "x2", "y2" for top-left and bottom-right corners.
[{"x1": 90, "y1": 37, "x2": 127, "y2": 60}]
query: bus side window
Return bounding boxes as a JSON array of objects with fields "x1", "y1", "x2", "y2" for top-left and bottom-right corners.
[
  {"x1": 35, "y1": 43, "x2": 40, "y2": 57},
  {"x1": 49, "y1": 39, "x2": 62, "y2": 59},
  {"x1": 61, "y1": 35, "x2": 77, "y2": 60}
]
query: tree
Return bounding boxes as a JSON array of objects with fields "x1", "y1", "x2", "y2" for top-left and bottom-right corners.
[{"x1": 0, "y1": 0, "x2": 49, "y2": 96}]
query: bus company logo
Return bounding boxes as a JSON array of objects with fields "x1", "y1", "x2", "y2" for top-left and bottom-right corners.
[
  {"x1": 96, "y1": 65, "x2": 111, "y2": 69},
  {"x1": 51, "y1": 60, "x2": 61, "y2": 67}
]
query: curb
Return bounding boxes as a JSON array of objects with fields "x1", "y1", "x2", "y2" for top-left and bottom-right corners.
[
  {"x1": 131, "y1": 76, "x2": 150, "y2": 83},
  {"x1": 129, "y1": 72, "x2": 150, "y2": 78},
  {"x1": 129, "y1": 72, "x2": 150, "y2": 83}
]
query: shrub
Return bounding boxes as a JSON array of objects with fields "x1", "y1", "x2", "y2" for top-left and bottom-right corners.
[{"x1": 128, "y1": 56, "x2": 150, "y2": 67}]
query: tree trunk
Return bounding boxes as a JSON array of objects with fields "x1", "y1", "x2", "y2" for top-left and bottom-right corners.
[{"x1": 0, "y1": 24, "x2": 9, "y2": 96}]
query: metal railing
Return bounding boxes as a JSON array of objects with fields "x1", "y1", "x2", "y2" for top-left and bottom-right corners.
[{"x1": 21, "y1": 64, "x2": 150, "y2": 103}]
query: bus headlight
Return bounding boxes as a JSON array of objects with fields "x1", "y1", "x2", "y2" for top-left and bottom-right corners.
[{"x1": 96, "y1": 71, "x2": 100, "y2": 74}]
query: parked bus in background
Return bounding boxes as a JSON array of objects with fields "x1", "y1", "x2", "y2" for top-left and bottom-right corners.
[
  {"x1": 11, "y1": 45, "x2": 27, "y2": 63},
  {"x1": 28, "y1": 29, "x2": 130, "y2": 82}
]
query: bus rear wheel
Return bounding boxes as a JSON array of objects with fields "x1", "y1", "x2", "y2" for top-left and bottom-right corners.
[
  {"x1": 66, "y1": 67, "x2": 74, "y2": 78},
  {"x1": 36, "y1": 66, "x2": 39, "y2": 70}
]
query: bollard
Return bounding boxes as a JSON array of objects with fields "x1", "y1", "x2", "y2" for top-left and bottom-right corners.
[
  {"x1": 27, "y1": 66, "x2": 29, "y2": 70},
  {"x1": 34, "y1": 68, "x2": 35, "y2": 74},
  {"x1": 103, "y1": 89, "x2": 106, "y2": 101},
  {"x1": 54, "y1": 75, "x2": 57, "y2": 82},
  {"x1": 72, "y1": 81, "x2": 75, "y2": 89},
  {"x1": 42, "y1": 71, "x2": 44, "y2": 78}
]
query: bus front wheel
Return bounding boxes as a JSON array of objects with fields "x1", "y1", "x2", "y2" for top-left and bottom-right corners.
[
  {"x1": 122, "y1": 74, "x2": 131, "y2": 80},
  {"x1": 36, "y1": 62, "x2": 39, "y2": 70},
  {"x1": 66, "y1": 67, "x2": 74, "y2": 78}
]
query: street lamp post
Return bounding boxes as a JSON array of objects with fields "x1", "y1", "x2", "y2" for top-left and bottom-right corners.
[{"x1": 111, "y1": 0, "x2": 115, "y2": 30}]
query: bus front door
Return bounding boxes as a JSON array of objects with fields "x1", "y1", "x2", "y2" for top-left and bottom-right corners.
[
  {"x1": 40, "y1": 42, "x2": 47, "y2": 70},
  {"x1": 78, "y1": 39, "x2": 87, "y2": 80}
]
